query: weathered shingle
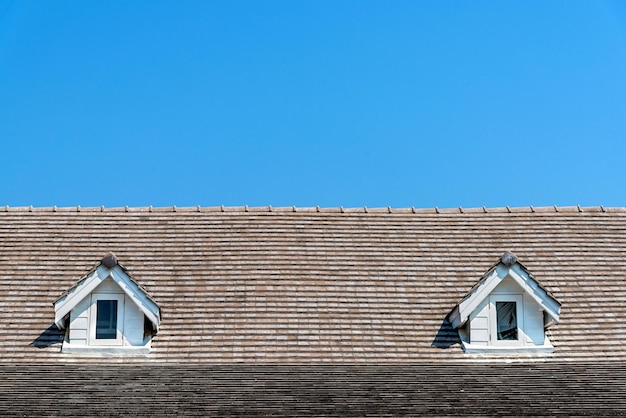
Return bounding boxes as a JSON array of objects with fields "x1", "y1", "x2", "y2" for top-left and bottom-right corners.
[
  {"x1": 0, "y1": 363, "x2": 625, "y2": 416},
  {"x1": 0, "y1": 205, "x2": 625, "y2": 363}
]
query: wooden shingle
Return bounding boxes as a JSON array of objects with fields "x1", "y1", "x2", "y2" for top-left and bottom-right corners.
[
  {"x1": 1, "y1": 206, "x2": 626, "y2": 414},
  {"x1": 1, "y1": 206, "x2": 625, "y2": 362}
]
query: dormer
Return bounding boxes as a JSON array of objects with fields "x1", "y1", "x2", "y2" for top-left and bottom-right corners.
[
  {"x1": 448, "y1": 252, "x2": 561, "y2": 354},
  {"x1": 54, "y1": 253, "x2": 161, "y2": 354}
]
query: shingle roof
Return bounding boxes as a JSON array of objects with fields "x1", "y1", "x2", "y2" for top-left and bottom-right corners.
[
  {"x1": 1, "y1": 363, "x2": 625, "y2": 416},
  {"x1": 1, "y1": 205, "x2": 625, "y2": 364}
]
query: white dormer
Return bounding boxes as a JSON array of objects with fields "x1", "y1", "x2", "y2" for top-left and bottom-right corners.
[
  {"x1": 54, "y1": 253, "x2": 161, "y2": 354},
  {"x1": 448, "y1": 252, "x2": 561, "y2": 354}
]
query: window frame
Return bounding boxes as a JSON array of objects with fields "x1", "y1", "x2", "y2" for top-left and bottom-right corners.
[
  {"x1": 489, "y1": 294, "x2": 523, "y2": 346},
  {"x1": 89, "y1": 293, "x2": 125, "y2": 346}
]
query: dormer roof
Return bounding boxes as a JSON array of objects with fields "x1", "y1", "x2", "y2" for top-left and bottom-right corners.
[
  {"x1": 447, "y1": 252, "x2": 561, "y2": 330},
  {"x1": 53, "y1": 252, "x2": 161, "y2": 331}
]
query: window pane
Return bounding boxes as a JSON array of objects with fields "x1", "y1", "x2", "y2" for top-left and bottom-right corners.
[
  {"x1": 496, "y1": 301, "x2": 517, "y2": 340},
  {"x1": 96, "y1": 300, "x2": 118, "y2": 339}
]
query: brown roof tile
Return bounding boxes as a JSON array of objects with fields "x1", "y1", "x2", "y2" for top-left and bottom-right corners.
[
  {"x1": 1, "y1": 363, "x2": 626, "y2": 415},
  {"x1": 1, "y1": 206, "x2": 626, "y2": 363}
]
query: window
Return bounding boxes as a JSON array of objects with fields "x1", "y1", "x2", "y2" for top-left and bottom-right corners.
[
  {"x1": 496, "y1": 301, "x2": 517, "y2": 340},
  {"x1": 96, "y1": 300, "x2": 118, "y2": 339},
  {"x1": 489, "y1": 294, "x2": 522, "y2": 345},
  {"x1": 89, "y1": 293, "x2": 124, "y2": 346}
]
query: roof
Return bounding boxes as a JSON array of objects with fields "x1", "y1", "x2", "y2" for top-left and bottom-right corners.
[
  {"x1": 4, "y1": 204, "x2": 626, "y2": 414},
  {"x1": 1, "y1": 363, "x2": 625, "y2": 416},
  {"x1": 1, "y1": 204, "x2": 625, "y2": 363}
]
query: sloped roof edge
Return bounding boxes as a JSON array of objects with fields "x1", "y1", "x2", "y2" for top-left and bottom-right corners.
[
  {"x1": 53, "y1": 253, "x2": 161, "y2": 330},
  {"x1": 448, "y1": 252, "x2": 561, "y2": 329}
]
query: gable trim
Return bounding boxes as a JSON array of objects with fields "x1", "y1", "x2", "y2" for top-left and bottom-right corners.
[
  {"x1": 448, "y1": 255, "x2": 561, "y2": 330},
  {"x1": 54, "y1": 260, "x2": 160, "y2": 331}
]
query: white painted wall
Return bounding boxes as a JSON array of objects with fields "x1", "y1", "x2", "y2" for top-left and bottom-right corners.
[
  {"x1": 469, "y1": 300, "x2": 490, "y2": 345},
  {"x1": 522, "y1": 295, "x2": 545, "y2": 344},
  {"x1": 468, "y1": 276, "x2": 546, "y2": 347},
  {"x1": 68, "y1": 297, "x2": 90, "y2": 346},
  {"x1": 123, "y1": 300, "x2": 145, "y2": 345},
  {"x1": 67, "y1": 278, "x2": 147, "y2": 348},
  {"x1": 491, "y1": 277, "x2": 520, "y2": 295},
  {"x1": 94, "y1": 279, "x2": 123, "y2": 294}
]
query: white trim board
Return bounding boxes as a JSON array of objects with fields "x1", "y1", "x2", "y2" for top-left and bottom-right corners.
[
  {"x1": 449, "y1": 261, "x2": 560, "y2": 330},
  {"x1": 54, "y1": 264, "x2": 160, "y2": 331}
]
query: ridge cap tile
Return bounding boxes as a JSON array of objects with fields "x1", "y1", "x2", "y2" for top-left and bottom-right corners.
[{"x1": 3, "y1": 205, "x2": 626, "y2": 214}]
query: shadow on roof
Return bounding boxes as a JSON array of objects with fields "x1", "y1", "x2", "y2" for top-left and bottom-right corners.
[
  {"x1": 30, "y1": 324, "x2": 64, "y2": 349},
  {"x1": 430, "y1": 319, "x2": 460, "y2": 349}
]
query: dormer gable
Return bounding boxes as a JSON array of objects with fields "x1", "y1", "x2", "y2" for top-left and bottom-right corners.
[
  {"x1": 448, "y1": 252, "x2": 561, "y2": 354},
  {"x1": 54, "y1": 253, "x2": 161, "y2": 354}
]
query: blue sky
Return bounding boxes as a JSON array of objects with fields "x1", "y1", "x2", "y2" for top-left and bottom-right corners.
[{"x1": 1, "y1": 1, "x2": 626, "y2": 209}]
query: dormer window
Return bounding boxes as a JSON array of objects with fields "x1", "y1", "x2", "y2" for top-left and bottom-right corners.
[
  {"x1": 495, "y1": 299, "x2": 518, "y2": 341},
  {"x1": 53, "y1": 253, "x2": 161, "y2": 354},
  {"x1": 91, "y1": 294, "x2": 124, "y2": 345},
  {"x1": 448, "y1": 252, "x2": 561, "y2": 354}
]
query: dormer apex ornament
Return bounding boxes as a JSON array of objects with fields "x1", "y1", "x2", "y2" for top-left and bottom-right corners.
[
  {"x1": 500, "y1": 251, "x2": 517, "y2": 267},
  {"x1": 101, "y1": 252, "x2": 118, "y2": 268}
]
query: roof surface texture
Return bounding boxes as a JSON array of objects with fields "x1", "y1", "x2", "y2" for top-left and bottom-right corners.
[
  {"x1": 2, "y1": 363, "x2": 625, "y2": 416},
  {"x1": 1, "y1": 205, "x2": 624, "y2": 364}
]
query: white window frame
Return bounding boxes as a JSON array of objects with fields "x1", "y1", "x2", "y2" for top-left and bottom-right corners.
[
  {"x1": 489, "y1": 294, "x2": 523, "y2": 346},
  {"x1": 89, "y1": 293, "x2": 125, "y2": 346}
]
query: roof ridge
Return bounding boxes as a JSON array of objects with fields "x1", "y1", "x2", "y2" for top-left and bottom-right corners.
[{"x1": 0, "y1": 204, "x2": 621, "y2": 214}]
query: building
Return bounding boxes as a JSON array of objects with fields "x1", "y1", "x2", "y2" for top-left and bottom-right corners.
[{"x1": 1, "y1": 205, "x2": 625, "y2": 415}]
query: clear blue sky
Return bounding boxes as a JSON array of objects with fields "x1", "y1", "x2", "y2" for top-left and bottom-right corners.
[{"x1": 1, "y1": 1, "x2": 625, "y2": 209}]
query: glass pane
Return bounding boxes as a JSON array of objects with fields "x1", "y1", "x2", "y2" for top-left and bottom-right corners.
[
  {"x1": 96, "y1": 300, "x2": 118, "y2": 339},
  {"x1": 496, "y1": 301, "x2": 517, "y2": 340}
]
